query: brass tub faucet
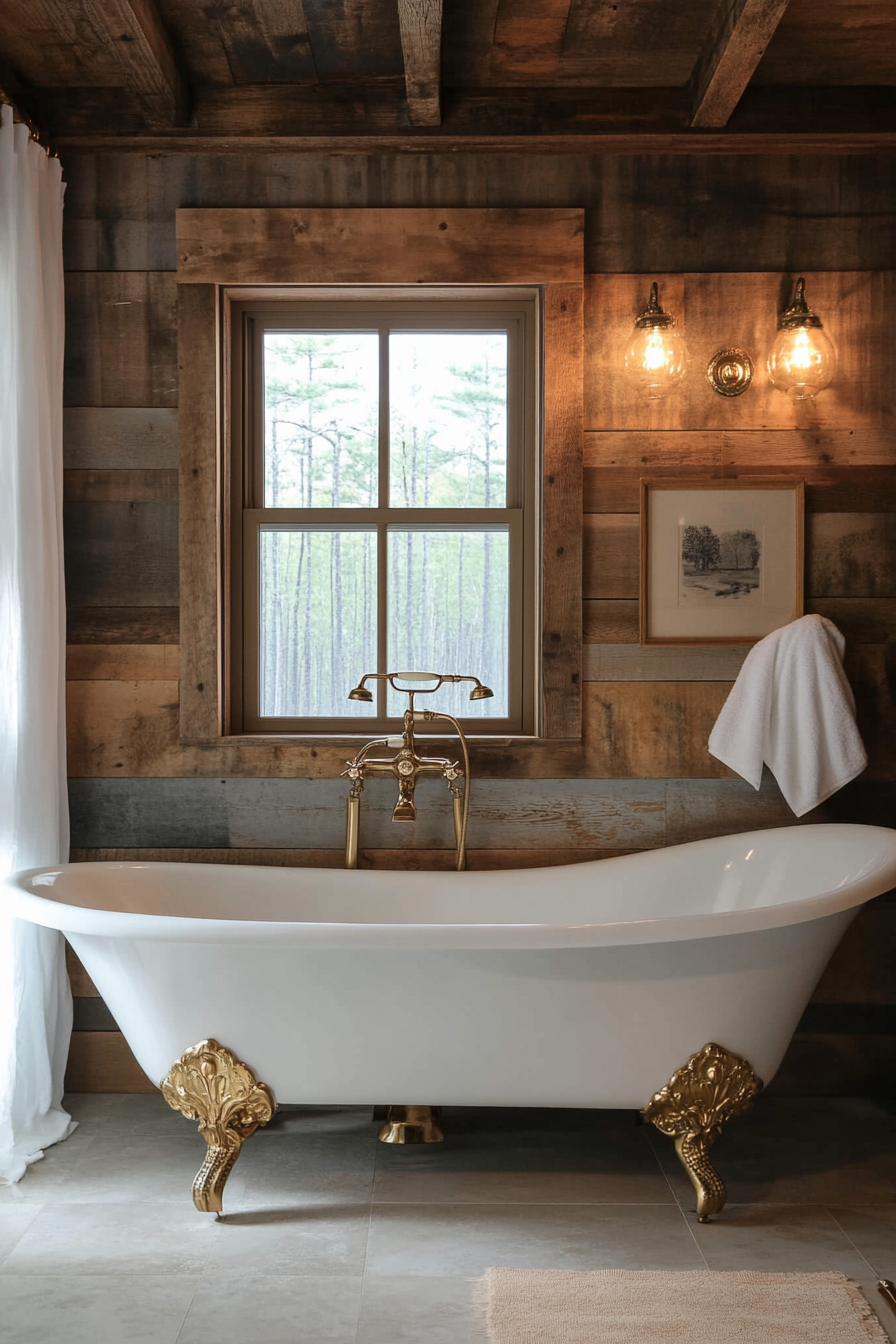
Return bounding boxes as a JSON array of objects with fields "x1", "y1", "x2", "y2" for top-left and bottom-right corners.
[
  {"x1": 342, "y1": 672, "x2": 492, "y2": 1145},
  {"x1": 342, "y1": 671, "x2": 492, "y2": 873}
]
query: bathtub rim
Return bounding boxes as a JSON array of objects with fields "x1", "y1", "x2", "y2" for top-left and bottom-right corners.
[{"x1": 5, "y1": 823, "x2": 896, "y2": 952}]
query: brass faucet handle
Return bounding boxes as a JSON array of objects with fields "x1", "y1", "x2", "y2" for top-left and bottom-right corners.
[
  {"x1": 341, "y1": 763, "x2": 364, "y2": 779},
  {"x1": 443, "y1": 764, "x2": 462, "y2": 781}
]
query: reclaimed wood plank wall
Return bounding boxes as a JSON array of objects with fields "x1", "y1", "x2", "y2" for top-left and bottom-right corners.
[{"x1": 61, "y1": 151, "x2": 896, "y2": 1095}]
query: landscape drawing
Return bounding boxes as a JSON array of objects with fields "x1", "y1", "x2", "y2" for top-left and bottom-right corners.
[{"x1": 679, "y1": 523, "x2": 762, "y2": 604}]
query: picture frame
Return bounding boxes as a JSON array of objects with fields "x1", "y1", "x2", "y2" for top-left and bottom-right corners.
[{"x1": 639, "y1": 478, "x2": 804, "y2": 646}]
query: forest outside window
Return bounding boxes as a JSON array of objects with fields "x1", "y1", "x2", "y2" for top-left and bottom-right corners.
[{"x1": 229, "y1": 293, "x2": 538, "y2": 735}]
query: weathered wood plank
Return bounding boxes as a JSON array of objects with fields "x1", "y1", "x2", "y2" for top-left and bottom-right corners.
[
  {"x1": 585, "y1": 465, "x2": 722, "y2": 511},
  {"x1": 584, "y1": 683, "x2": 736, "y2": 778},
  {"x1": 170, "y1": 0, "x2": 318, "y2": 86},
  {"x1": 67, "y1": 777, "x2": 669, "y2": 850},
  {"x1": 808, "y1": 598, "x2": 896, "y2": 643},
  {"x1": 50, "y1": 120, "x2": 896, "y2": 156},
  {"x1": 69, "y1": 775, "x2": 862, "y2": 851},
  {"x1": 665, "y1": 772, "x2": 796, "y2": 843},
  {"x1": 583, "y1": 599, "x2": 640, "y2": 644},
  {"x1": 807, "y1": 514, "x2": 896, "y2": 597},
  {"x1": 63, "y1": 273, "x2": 178, "y2": 407},
  {"x1": 812, "y1": 902, "x2": 896, "y2": 1005},
  {"x1": 721, "y1": 430, "x2": 896, "y2": 469},
  {"x1": 65, "y1": 1031, "x2": 156, "y2": 1093},
  {"x1": 584, "y1": 644, "x2": 748, "y2": 681},
  {"x1": 585, "y1": 464, "x2": 896, "y2": 513},
  {"x1": 41, "y1": 0, "x2": 190, "y2": 128},
  {"x1": 583, "y1": 596, "x2": 896, "y2": 647},
  {"x1": 585, "y1": 273, "x2": 895, "y2": 433},
  {"x1": 66, "y1": 680, "x2": 181, "y2": 776},
  {"x1": 302, "y1": 0, "x2": 402, "y2": 81},
  {"x1": 490, "y1": 0, "x2": 572, "y2": 82},
  {"x1": 175, "y1": 207, "x2": 585, "y2": 284},
  {"x1": 585, "y1": 429, "x2": 896, "y2": 470},
  {"x1": 590, "y1": 511, "x2": 896, "y2": 605},
  {"x1": 66, "y1": 645, "x2": 180, "y2": 680},
  {"x1": 583, "y1": 515, "x2": 639, "y2": 600},
  {"x1": 67, "y1": 606, "x2": 180, "y2": 644},
  {"x1": 66, "y1": 677, "x2": 744, "y2": 779},
  {"x1": 72, "y1": 998, "x2": 117, "y2": 1032},
  {"x1": 69, "y1": 845, "x2": 640, "y2": 870},
  {"x1": 64, "y1": 469, "x2": 179, "y2": 503},
  {"x1": 66, "y1": 943, "x2": 98, "y2": 997},
  {"x1": 690, "y1": 0, "x2": 792, "y2": 129},
  {"x1": 64, "y1": 408, "x2": 178, "y2": 469},
  {"x1": 177, "y1": 283, "x2": 221, "y2": 744},
  {"x1": 64, "y1": 501, "x2": 179, "y2": 607},
  {"x1": 398, "y1": 0, "x2": 443, "y2": 126},
  {"x1": 60, "y1": 153, "x2": 896, "y2": 275},
  {"x1": 542, "y1": 283, "x2": 584, "y2": 739}
]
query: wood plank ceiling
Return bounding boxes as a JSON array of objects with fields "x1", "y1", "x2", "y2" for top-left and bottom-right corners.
[{"x1": 0, "y1": 0, "x2": 893, "y2": 152}]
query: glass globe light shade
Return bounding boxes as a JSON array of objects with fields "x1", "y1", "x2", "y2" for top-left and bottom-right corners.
[
  {"x1": 623, "y1": 282, "x2": 689, "y2": 399},
  {"x1": 766, "y1": 277, "x2": 837, "y2": 401}
]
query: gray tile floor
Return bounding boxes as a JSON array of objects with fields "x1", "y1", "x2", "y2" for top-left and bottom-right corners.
[{"x1": 2, "y1": 1094, "x2": 896, "y2": 1342}]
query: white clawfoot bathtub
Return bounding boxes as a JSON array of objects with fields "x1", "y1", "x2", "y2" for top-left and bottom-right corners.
[{"x1": 7, "y1": 823, "x2": 896, "y2": 1109}]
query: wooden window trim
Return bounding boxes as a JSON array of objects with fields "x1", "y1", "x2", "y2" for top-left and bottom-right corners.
[{"x1": 177, "y1": 207, "x2": 584, "y2": 744}]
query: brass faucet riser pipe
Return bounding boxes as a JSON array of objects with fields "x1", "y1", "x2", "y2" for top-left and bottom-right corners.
[
  {"x1": 452, "y1": 793, "x2": 466, "y2": 871},
  {"x1": 345, "y1": 794, "x2": 360, "y2": 870}
]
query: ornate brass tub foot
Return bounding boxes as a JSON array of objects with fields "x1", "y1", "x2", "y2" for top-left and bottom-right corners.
[
  {"x1": 641, "y1": 1042, "x2": 763, "y2": 1223},
  {"x1": 160, "y1": 1039, "x2": 275, "y2": 1213},
  {"x1": 378, "y1": 1105, "x2": 444, "y2": 1144}
]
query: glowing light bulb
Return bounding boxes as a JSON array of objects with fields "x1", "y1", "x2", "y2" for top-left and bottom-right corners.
[
  {"x1": 623, "y1": 282, "x2": 688, "y2": 399},
  {"x1": 767, "y1": 277, "x2": 836, "y2": 401}
]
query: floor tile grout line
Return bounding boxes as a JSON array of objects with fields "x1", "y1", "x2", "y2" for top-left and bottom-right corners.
[
  {"x1": 172, "y1": 1277, "x2": 205, "y2": 1344},
  {"x1": 827, "y1": 1207, "x2": 884, "y2": 1280},
  {"x1": 353, "y1": 1133, "x2": 380, "y2": 1344}
]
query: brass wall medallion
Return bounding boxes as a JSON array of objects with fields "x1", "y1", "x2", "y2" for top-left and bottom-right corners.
[
  {"x1": 707, "y1": 348, "x2": 754, "y2": 397},
  {"x1": 642, "y1": 1042, "x2": 763, "y2": 1222},
  {"x1": 160, "y1": 1038, "x2": 275, "y2": 1213}
]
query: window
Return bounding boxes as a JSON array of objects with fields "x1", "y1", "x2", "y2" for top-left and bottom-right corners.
[{"x1": 228, "y1": 292, "x2": 538, "y2": 735}]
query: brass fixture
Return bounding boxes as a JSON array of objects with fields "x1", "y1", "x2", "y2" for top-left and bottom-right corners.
[
  {"x1": 160, "y1": 1038, "x2": 275, "y2": 1214},
  {"x1": 623, "y1": 281, "x2": 689, "y2": 399},
  {"x1": 342, "y1": 672, "x2": 492, "y2": 873},
  {"x1": 878, "y1": 1281, "x2": 896, "y2": 1316},
  {"x1": 707, "y1": 347, "x2": 754, "y2": 397},
  {"x1": 767, "y1": 276, "x2": 837, "y2": 400},
  {"x1": 641, "y1": 1042, "x2": 763, "y2": 1223},
  {"x1": 343, "y1": 672, "x2": 491, "y2": 1145},
  {"x1": 378, "y1": 1104, "x2": 445, "y2": 1145}
]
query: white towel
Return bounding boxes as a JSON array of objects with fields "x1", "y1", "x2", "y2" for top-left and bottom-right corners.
[{"x1": 708, "y1": 614, "x2": 868, "y2": 816}]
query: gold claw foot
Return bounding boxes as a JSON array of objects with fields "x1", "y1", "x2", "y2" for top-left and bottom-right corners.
[
  {"x1": 642, "y1": 1042, "x2": 762, "y2": 1223},
  {"x1": 378, "y1": 1105, "x2": 444, "y2": 1144},
  {"x1": 160, "y1": 1039, "x2": 275, "y2": 1213}
]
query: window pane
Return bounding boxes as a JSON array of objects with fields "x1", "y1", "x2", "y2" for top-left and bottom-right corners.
[
  {"x1": 389, "y1": 333, "x2": 507, "y2": 508},
  {"x1": 260, "y1": 529, "x2": 377, "y2": 717},
  {"x1": 387, "y1": 529, "x2": 509, "y2": 718},
  {"x1": 264, "y1": 333, "x2": 379, "y2": 508}
]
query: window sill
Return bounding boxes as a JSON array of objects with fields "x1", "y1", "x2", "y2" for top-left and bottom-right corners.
[{"x1": 183, "y1": 733, "x2": 545, "y2": 748}]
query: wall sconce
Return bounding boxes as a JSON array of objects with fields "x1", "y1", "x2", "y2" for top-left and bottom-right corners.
[
  {"x1": 623, "y1": 282, "x2": 689, "y2": 399},
  {"x1": 766, "y1": 277, "x2": 837, "y2": 401}
]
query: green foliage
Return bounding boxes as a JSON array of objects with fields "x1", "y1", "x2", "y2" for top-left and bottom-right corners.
[{"x1": 258, "y1": 331, "x2": 510, "y2": 719}]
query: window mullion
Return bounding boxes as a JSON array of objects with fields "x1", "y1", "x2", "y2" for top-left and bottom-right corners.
[{"x1": 377, "y1": 328, "x2": 390, "y2": 718}]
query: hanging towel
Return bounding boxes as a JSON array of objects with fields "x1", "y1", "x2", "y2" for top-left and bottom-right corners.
[{"x1": 708, "y1": 614, "x2": 868, "y2": 817}]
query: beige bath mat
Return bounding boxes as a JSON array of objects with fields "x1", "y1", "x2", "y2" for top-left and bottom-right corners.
[{"x1": 479, "y1": 1268, "x2": 888, "y2": 1343}]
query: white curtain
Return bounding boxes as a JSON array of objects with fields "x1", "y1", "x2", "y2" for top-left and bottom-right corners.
[{"x1": 0, "y1": 104, "x2": 74, "y2": 1184}]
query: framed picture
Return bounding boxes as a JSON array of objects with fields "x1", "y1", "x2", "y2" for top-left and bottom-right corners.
[{"x1": 639, "y1": 478, "x2": 804, "y2": 646}]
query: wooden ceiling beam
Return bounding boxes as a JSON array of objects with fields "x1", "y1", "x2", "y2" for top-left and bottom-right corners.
[
  {"x1": 398, "y1": 0, "x2": 443, "y2": 126},
  {"x1": 690, "y1": 0, "x2": 792, "y2": 128},
  {"x1": 51, "y1": 130, "x2": 896, "y2": 156},
  {"x1": 41, "y1": 0, "x2": 189, "y2": 128}
]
